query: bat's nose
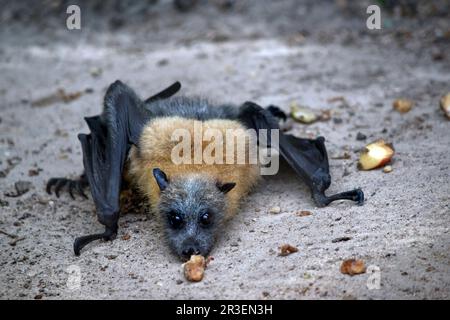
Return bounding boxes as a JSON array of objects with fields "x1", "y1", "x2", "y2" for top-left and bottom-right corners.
[{"x1": 182, "y1": 247, "x2": 200, "y2": 259}]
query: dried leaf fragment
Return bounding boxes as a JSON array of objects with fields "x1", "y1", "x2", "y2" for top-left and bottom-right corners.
[
  {"x1": 183, "y1": 255, "x2": 206, "y2": 282},
  {"x1": 279, "y1": 244, "x2": 299, "y2": 256},
  {"x1": 296, "y1": 210, "x2": 312, "y2": 217},
  {"x1": 32, "y1": 89, "x2": 83, "y2": 107},
  {"x1": 327, "y1": 96, "x2": 346, "y2": 103},
  {"x1": 121, "y1": 233, "x2": 131, "y2": 241},
  {"x1": 340, "y1": 259, "x2": 366, "y2": 276},
  {"x1": 358, "y1": 139, "x2": 394, "y2": 170}
]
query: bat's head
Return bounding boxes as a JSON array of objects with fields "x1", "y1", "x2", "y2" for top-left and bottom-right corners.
[{"x1": 152, "y1": 168, "x2": 235, "y2": 260}]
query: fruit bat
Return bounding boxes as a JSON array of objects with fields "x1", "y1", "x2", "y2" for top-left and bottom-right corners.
[{"x1": 47, "y1": 81, "x2": 364, "y2": 258}]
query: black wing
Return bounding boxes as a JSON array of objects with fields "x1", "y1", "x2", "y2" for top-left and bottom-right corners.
[
  {"x1": 74, "y1": 81, "x2": 180, "y2": 255},
  {"x1": 238, "y1": 101, "x2": 364, "y2": 207}
]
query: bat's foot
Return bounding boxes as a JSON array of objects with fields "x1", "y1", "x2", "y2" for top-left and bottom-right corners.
[
  {"x1": 353, "y1": 189, "x2": 365, "y2": 206},
  {"x1": 313, "y1": 188, "x2": 364, "y2": 207},
  {"x1": 46, "y1": 174, "x2": 88, "y2": 199},
  {"x1": 74, "y1": 225, "x2": 117, "y2": 256}
]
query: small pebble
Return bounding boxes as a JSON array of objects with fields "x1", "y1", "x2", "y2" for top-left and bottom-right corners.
[
  {"x1": 269, "y1": 206, "x2": 281, "y2": 214},
  {"x1": 90, "y1": 67, "x2": 102, "y2": 77},
  {"x1": 356, "y1": 132, "x2": 367, "y2": 141}
]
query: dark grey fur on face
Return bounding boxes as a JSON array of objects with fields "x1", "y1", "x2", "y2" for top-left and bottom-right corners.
[
  {"x1": 144, "y1": 96, "x2": 240, "y2": 122},
  {"x1": 154, "y1": 169, "x2": 234, "y2": 260}
]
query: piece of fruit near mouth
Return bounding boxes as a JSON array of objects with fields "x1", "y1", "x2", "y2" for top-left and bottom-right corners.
[
  {"x1": 279, "y1": 244, "x2": 299, "y2": 256},
  {"x1": 358, "y1": 139, "x2": 394, "y2": 170},
  {"x1": 340, "y1": 259, "x2": 366, "y2": 276},
  {"x1": 183, "y1": 255, "x2": 206, "y2": 282}
]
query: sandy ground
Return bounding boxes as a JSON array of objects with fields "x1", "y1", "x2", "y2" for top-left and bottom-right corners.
[{"x1": 0, "y1": 0, "x2": 449, "y2": 299}]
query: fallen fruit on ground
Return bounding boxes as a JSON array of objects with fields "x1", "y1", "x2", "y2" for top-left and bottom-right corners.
[
  {"x1": 269, "y1": 206, "x2": 281, "y2": 214},
  {"x1": 184, "y1": 255, "x2": 206, "y2": 282},
  {"x1": 279, "y1": 244, "x2": 299, "y2": 256},
  {"x1": 440, "y1": 93, "x2": 450, "y2": 120},
  {"x1": 393, "y1": 98, "x2": 413, "y2": 113},
  {"x1": 290, "y1": 103, "x2": 317, "y2": 124},
  {"x1": 340, "y1": 259, "x2": 366, "y2": 276},
  {"x1": 358, "y1": 139, "x2": 394, "y2": 170}
]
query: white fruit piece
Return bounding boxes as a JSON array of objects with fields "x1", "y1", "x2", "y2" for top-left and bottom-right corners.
[{"x1": 358, "y1": 140, "x2": 395, "y2": 170}]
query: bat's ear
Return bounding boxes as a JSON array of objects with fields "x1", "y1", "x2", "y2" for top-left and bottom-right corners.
[
  {"x1": 216, "y1": 181, "x2": 236, "y2": 194},
  {"x1": 153, "y1": 168, "x2": 169, "y2": 191}
]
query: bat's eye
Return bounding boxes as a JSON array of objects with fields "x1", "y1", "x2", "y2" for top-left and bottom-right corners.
[
  {"x1": 168, "y1": 211, "x2": 183, "y2": 229},
  {"x1": 199, "y1": 212, "x2": 212, "y2": 226}
]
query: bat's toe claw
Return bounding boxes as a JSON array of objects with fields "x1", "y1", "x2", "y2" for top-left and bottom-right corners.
[
  {"x1": 77, "y1": 185, "x2": 88, "y2": 200},
  {"x1": 68, "y1": 181, "x2": 76, "y2": 200},
  {"x1": 313, "y1": 188, "x2": 365, "y2": 207},
  {"x1": 45, "y1": 176, "x2": 88, "y2": 200},
  {"x1": 74, "y1": 226, "x2": 117, "y2": 256},
  {"x1": 54, "y1": 179, "x2": 66, "y2": 198},
  {"x1": 46, "y1": 178, "x2": 58, "y2": 194},
  {"x1": 354, "y1": 188, "x2": 364, "y2": 206}
]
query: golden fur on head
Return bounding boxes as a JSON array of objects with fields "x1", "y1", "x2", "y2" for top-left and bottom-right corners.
[{"x1": 128, "y1": 116, "x2": 261, "y2": 218}]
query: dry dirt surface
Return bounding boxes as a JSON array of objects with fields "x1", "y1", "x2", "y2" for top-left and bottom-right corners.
[{"x1": 0, "y1": 0, "x2": 449, "y2": 299}]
